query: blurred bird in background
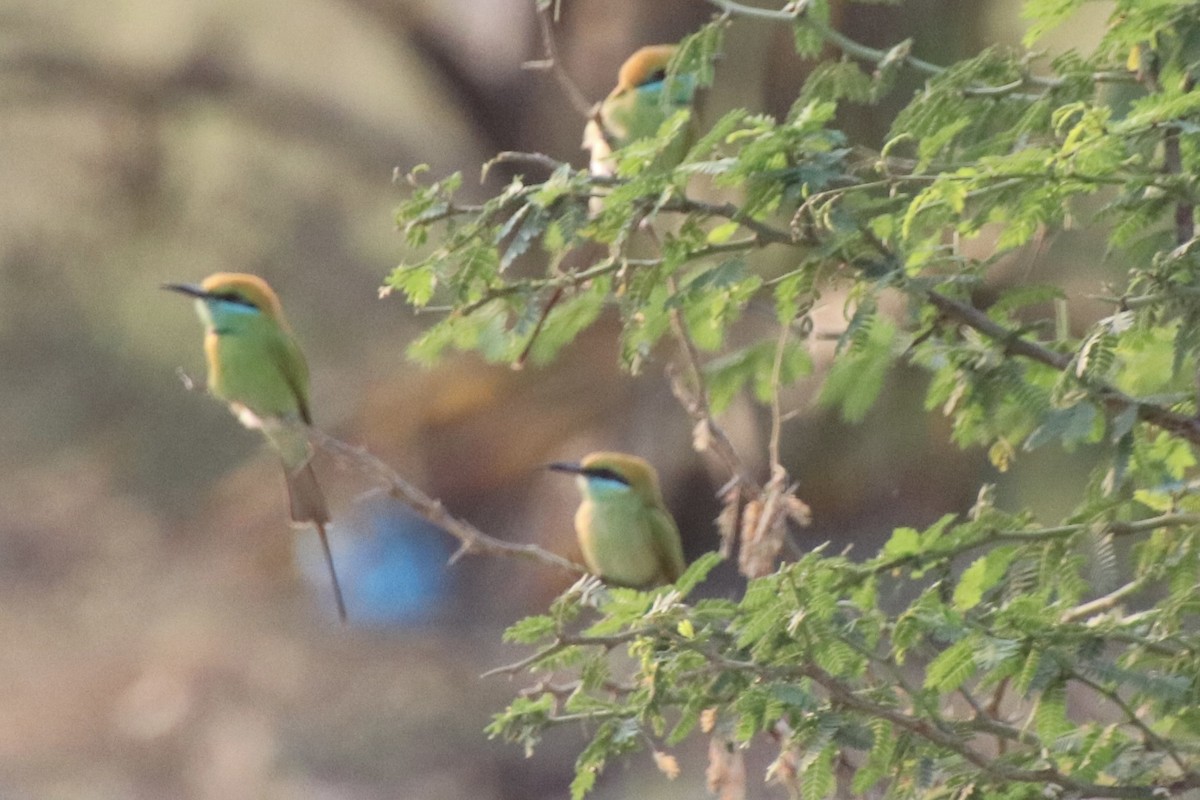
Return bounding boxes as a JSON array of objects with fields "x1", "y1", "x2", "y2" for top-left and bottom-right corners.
[
  {"x1": 163, "y1": 272, "x2": 347, "y2": 621},
  {"x1": 549, "y1": 451, "x2": 686, "y2": 588},
  {"x1": 582, "y1": 43, "x2": 696, "y2": 180}
]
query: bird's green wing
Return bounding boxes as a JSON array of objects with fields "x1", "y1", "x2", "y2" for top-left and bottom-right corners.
[
  {"x1": 647, "y1": 506, "x2": 686, "y2": 583},
  {"x1": 606, "y1": 75, "x2": 696, "y2": 144},
  {"x1": 264, "y1": 328, "x2": 313, "y2": 425}
]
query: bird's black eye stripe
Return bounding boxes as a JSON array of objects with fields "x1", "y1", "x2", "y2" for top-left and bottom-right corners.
[
  {"x1": 211, "y1": 291, "x2": 258, "y2": 309},
  {"x1": 584, "y1": 467, "x2": 630, "y2": 485},
  {"x1": 641, "y1": 67, "x2": 668, "y2": 86}
]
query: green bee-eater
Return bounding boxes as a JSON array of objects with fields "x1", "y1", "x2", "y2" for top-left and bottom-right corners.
[
  {"x1": 583, "y1": 44, "x2": 696, "y2": 180},
  {"x1": 164, "y1": 272, "x2": 346, "y2": 620},
  {"x1": 550, "y1": 452, "x2": 686, "y2": 588}
]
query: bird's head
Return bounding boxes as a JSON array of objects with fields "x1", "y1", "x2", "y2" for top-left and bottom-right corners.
[
  {"x1": 549, "y1": 451, "x2": 664, "y2": 505},
  {"x1": 610, "y1": 44, "x2": 678, "y2": 100},
  {"x1": 163, "y1": 272, "x2": 289, "y2": 330}
]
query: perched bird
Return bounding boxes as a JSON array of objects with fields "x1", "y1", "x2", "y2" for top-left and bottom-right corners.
[
  {"x1": 583, "y1": 43, "x2": 696, "y2": 180},
  {"x1": 549, "y1": 452, "x2": 686, "y2": 588},
  {"x1": 163, "y1": 272, "x2": 346, "y2": 621}
]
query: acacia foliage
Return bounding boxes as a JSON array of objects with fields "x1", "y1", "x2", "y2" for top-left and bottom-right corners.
[{"x1": 389, "y1": 1, "x2": 1200, "y2": 798}]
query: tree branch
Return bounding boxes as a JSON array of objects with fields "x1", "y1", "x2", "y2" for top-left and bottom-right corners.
[
  {"x1": 660, "y1": 197, "x2": 796, "y2": 246},
  {"x1": 1059, "y1": 578, "x2": 1145, "y2": 623},
  {"x1": 782, "y1": 660, "x2": 1181, "y2": 799},
  {"x1": 308, "y1": 427, "x2": 584, "y2": 575},
  {"x1": 1067, "y1": 667, "x2": 1192, "y2": 776},
  {"x1": 666, "y1": 289, "x2": 763, "y2": 498},
  {"x1": 482, "y1": 628, "x2": 653, "y2": 678},
  {"x1": 525, "y1": 5, "x2": 595, "y2": 120},
  {"x1": 867, "y1": 511, "x2": 1200, "y2": 577},
  {"x1": 702, "y1": 649, "x2": 1181, "y2": 798},
  {"x1": 701, "y1": 0, "x2": 1133, "y2": 93},
  {"x1": 925, "y1": 290, "x2": 1200, "y2": 446}
]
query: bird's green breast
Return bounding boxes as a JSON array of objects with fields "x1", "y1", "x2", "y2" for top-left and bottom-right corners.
[
  {"x1": 204, "y1": 315, "x2": 309, "y2": 422},
  {"x1": 576, "y1": 492, "x2": 669, "y2": 588}
]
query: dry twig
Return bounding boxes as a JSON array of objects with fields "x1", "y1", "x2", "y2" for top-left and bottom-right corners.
[{"x1": 308, "y1": 427, "x2": 584, "y2": 575}]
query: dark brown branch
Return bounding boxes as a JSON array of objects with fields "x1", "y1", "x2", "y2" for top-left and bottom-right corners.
[
  {"x1": 925, "y1": 290, "x2": 1200, "y2": 446},
  {"x1": 659, "y1": 197, "x2": 796, "y2": 246},
  {"x1": 407, "y1": 168, "x2": 1200, "y2": 453},
  {"x1": 797, "y1": 662, "x2": 1181, "y2": 799},
  {"x1": 707, "y1": 650, "x2": 1195, "y2": 799},
  {"x1": 314, "y1": 519, "x2": 348, "y2": 622}
]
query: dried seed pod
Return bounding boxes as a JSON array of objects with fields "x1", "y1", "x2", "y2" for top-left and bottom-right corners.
[
  {"x1": 716, "y1": 492, "x2": 740, "y2": 559},
  {"x1": 738, "y1": 496, "x2": 787, "y2": 578},
  {"x1": 653, "y1": 750, "x2": 680, "y2": 780},
  {"x1": 784, "y1": 494, "x2": 812, "y2": 527},
  {"x1": 706, "y1": 735, "x2": 746, "y2": 800},
  {"x1": 693, "y1": 418, "x2": 712, "y2": 453}
]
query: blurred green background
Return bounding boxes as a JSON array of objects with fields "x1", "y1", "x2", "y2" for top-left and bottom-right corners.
[{"x1": 0, "y1": 0, "x2": 1115, "y2": 797}]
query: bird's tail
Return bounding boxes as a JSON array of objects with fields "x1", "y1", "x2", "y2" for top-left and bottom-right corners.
[
  {"x1": 284, "y1": 457, "x2": 330, "y2": 524},
  {"x1": 265, "y1": 420, "x2": 345, "y2": 619},
  {"x1": 313, "y1": 519, "x2": 346, "y2": 621},
  {"x1": 281, "y1": 442, "x2": 346, "y2": 621},
  {"x1": 263, "y1": 421, "x2": 329, "y2": 524}
]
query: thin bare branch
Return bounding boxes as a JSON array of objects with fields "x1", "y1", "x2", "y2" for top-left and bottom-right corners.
[
  {"x1": 1060, "y1": 578, "x2": 1145, "y2": 623},
  {"x1": 482, "y1": 629, "x2": 653, "y2": 678},
  {"x1": 484, "y1": 150, "x2": 571, "y2": 178},
  {"x1": 767, "y1": 324, "x2": 789, "y2": 471},
  {"x1": 1067, "y1": 667, "x2": 1192, "y2": 775},
  {"x1": 482, "y1": 639, "x2": 572, "y2": 679},
  {"x1": 526, "y1": 5, "x2": 595, "y2": 120},
  {"x1": 308, "y1": 427, "x2": 584, "y2": 576},
  {"x1": 665, "y1": 280, "x2": 762, "y2": 497},
  {"x1": 701, "y1": 0, "x2": 1132, "y2": 93}
]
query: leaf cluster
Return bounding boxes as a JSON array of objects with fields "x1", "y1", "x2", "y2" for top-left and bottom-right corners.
[
  {"x1": 488, "y1": 511, "x2": 1200, "y2": 799},
  {"x1": 391, "y1": 0, "x2": 1200, "y2": 796}
]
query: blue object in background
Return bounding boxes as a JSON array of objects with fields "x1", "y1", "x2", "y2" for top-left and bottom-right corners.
[{"x1": 301, "y1": 492, "x2": 452, "y2": 625}]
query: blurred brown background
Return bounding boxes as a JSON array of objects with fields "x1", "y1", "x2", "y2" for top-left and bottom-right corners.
[{"x1": 0, "y1": 0, "x2": 1116, "y2": 797}]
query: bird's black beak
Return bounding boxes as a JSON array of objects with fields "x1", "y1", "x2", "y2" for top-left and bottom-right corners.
[
  {"x1": 161, "y1": 282, "x2": 208, "y2": 299},
  {"x1": 547, "y1": 461, "x2": 585, "y2": 476}
]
